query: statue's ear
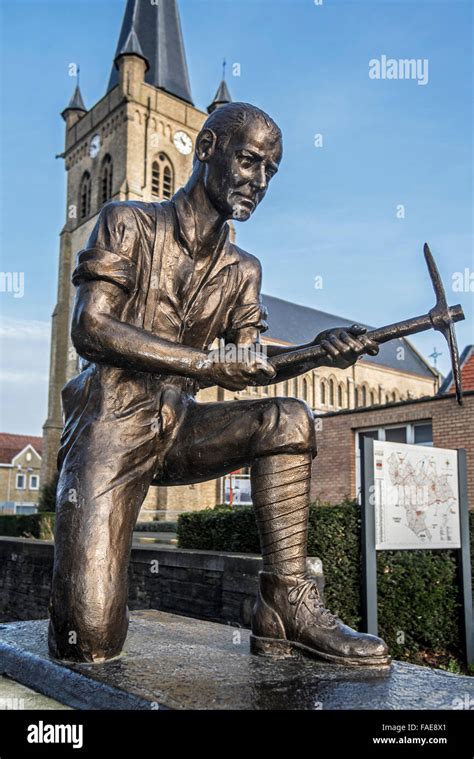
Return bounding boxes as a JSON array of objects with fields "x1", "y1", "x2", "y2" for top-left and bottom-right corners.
[{"x1": 195, "y1": 128, "x2": 218, "y2": 162}]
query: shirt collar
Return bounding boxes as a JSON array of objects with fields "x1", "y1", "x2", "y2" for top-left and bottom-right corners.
[{"x1": 171, "y1": 188, "x2": 239, "y2": 272}]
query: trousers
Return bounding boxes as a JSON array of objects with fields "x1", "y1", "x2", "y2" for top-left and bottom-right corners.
[{"x1": 48, "y1": 387, "x2": 316, "y2": 662}]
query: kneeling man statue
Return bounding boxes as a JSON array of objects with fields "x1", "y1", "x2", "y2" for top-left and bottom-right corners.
[{"x1": 48, "y1": 102, "x2": 390, "y2": 667}]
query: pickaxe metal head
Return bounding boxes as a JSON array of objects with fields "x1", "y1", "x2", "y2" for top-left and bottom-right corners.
[
  {"x1": 269, "y1": 243, "x2": 466, "y2": 407},
  {"x1": 424, "y1": 243, "x2": 464, "y2": 405}
]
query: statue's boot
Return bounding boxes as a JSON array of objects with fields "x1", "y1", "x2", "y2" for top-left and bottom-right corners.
[
  {"x1": 250, "y1": 452, "x2": 390, "y2": 666},
  {"x1": 251, "y1": 571, "x2": 390, "y2": 665}
]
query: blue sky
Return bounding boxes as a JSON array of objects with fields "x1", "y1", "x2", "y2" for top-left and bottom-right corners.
[{"x1": 0, "y1": 0, "x2": 472, "y2": 434}]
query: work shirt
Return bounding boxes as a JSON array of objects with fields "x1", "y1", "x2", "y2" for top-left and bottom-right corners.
[{"x1": 58, "y1": 190, "x2": 268, "y2": 476}]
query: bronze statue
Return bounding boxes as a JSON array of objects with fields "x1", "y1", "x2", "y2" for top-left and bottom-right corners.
[{"x1": 48, "y1": 102, "x2": 395, "y2": 666}]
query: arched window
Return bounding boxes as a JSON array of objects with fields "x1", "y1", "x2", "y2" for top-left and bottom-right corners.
[
  {"x1": 354, "y1": 387, "x2": 359, "y2": 407},
  {"x1": 100, "y1": 154, "x2": 113, "y2": 205},
  {"x1": 151, "y1": 161, "x2": 160, "y2": 196},
  {"x1": 320, "y1": 381, "x2": 326, "y2": 405},
  {"x1": 163, "y1": 164, "x2": 173, "y2": 198},
  {"x1": 392, "y1": 391, "x2": 397, "y2": 402},
  {"x1": 385, "y1": 394, "x2": 390, "y2": 404},
  {"x1": 337, "y1": 384, "x2": 344, "y2": 408},
  {"x1": 151, "y1": 153, "x2": 174, "y2": 199},
  {"x1": 329, "y1": 379, "x2": 335, "y2": 406},
  {"x1": 302, "y1": 377, "x2": 309, "y2": 402},
  {"x1": 79, "y1": 172, "x2": 91, "y2": 220},
  {"x1": 292, "y1": 378, "x2": 298, "y2": 397},
  {"x1": 370, "y1": 391, "x2": 376, "y2": 406},
  {"x1": 361, "y1": 386, "x2": 367, "y2": 407}
]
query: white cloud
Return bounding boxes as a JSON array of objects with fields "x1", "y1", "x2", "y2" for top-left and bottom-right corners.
[{"x1": 0, "y1": 318, "x2": 50, "y2": 340}]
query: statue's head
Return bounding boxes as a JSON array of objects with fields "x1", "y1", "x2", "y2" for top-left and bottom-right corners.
[{"x1": 194, "y1": 102, "x2": 282, "y2": 221}]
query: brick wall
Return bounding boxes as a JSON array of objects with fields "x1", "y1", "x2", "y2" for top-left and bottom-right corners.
[{"x1": 312, "y1": 391, "x2": 474, "y2": 507}]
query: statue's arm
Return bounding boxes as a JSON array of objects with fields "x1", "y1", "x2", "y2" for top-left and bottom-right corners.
[
  {"x1": 264, "y1": 327, "x2": 380, "y2": 385},
  {"x1": 219, "y1": 256, "x2": 320, "y2": 385},
  {"x1": 70, "y1": 204, "x2": 274, "y2": 390},
  {"x1": 71, "y1": 279, "x2": 214, "y2": 380},
  {"x1": 225, "y1": 255, "x2": 379, "y2": 385},
  {"x1": 72, "y1": 284, "x2": 274, "y2": 391}
]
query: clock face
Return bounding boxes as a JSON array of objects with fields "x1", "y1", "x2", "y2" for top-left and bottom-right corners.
[
  {"x1": 89, "y1": 134, "x2": 101, "y2": 158},
  {"x1": 173, "y1": 130, "x2": 193, "y2": 155}
]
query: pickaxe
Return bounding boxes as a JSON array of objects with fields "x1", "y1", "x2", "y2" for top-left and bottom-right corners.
[{"x1": 268, "y1": 244, "x2": 465, "y2": 404}]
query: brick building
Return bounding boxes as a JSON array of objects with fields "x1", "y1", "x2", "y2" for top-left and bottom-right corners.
[{"x1": 312, "y1": 377, "x2": 474, "y2": 509}]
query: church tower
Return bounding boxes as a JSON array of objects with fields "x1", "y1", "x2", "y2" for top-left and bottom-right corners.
[{"x1": 41, "y1": 0, "x2": 225, "y2": 493}]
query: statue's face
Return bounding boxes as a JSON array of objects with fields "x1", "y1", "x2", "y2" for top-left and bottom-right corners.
[{"x1": 202, "y1": 120, "x2": 282, "y2": 221}]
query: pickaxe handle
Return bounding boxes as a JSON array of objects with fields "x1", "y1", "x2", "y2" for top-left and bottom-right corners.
[
  {"x1": 268, "y1": 304, "x2": 464, "y2": 372},
  {"x1": 267, "y1": 244, "x2": 465, "y2": 405},
  {"x1": 364, "y1": 303, "x2": 464, "y2": 345}
]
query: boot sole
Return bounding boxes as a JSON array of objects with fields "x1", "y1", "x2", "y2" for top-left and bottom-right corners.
[{"x1": 250, "y1": 634, "x2": 392, "y2": 667}]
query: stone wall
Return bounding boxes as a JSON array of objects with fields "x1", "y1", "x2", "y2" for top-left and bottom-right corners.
[{"x1": 0, "y1": 538, "x2": 323, "y2": 629}]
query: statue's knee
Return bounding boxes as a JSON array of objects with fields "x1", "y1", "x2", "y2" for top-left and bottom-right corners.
[
  {"x1": 261, "y1": 398, "x2": 316, "y2": 455},
  {"x1": 48, "y1": 604, "x2": 128, "y2": 662},
  {"x1": 49, "y1": 561, "x2": 129, "y2": 661},
  {"x1": 284, "y1": 398, "x2": 317, "y2": 454}
]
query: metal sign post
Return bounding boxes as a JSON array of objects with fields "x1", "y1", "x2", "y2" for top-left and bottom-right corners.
[
  {"x1": 457, "y1": 449, "x2": 473, "y2": 666},
  {"x1": 361, "y1": 437, "x2": 473, "y2": 666},
  {"x1": 361, "y1": 437, "x2": 378, "y2": 636}
]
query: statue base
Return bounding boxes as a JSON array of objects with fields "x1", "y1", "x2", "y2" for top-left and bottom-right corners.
[{"x1": 0, "y1": 610, "x2": 472, "y2": 710}]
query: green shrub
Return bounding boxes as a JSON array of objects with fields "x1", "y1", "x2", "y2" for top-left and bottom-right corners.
[
  {"x1": 37, "y1": 474, "x2": 59, "y2": 513},
  {"x1": 307, "y1": 503, "x2": 362, "y2": 628},
  {"x1": 178, "y1": 503, "x2": 474, "y2": 669},
  {"x1": 177, "y1": 506, "x2": 260, "y2": 553},
  {"x1": 0, "y1": 512, "x2": 55, "y2": 540},
  {"x1": 134, "y1": 521, "x2": 177, "y2": 533},
  {"x1": 376, "y1": 550, "x2": 461, "y2": 662}
]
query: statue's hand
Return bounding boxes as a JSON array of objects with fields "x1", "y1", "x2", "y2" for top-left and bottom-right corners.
[
  {"x1": 315, "y1": 324, "x2": 379, "y2": 369},
  {"x1": 203, "y1": 348, "x2": 276, "y2": 391}
]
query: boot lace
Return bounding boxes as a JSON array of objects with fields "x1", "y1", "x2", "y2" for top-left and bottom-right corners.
[{"x1": 288, "y1": 578, "x2": 338, "y2": 626}]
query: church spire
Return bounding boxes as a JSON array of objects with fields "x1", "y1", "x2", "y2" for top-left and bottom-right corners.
[
  {"x1": 62, "y1": 84, "x2": 86, "y2": 117},
  {"x1": 107, "y1": 0, "x2": 193, "y2": 105},
  {"x1": 207, "y1": 60, "x2": 232, "y2": 114}
]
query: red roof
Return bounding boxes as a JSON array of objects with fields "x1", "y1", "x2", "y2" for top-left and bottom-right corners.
[
  {"x1": 459, "y1": 350, "x2": 474, "y2": 391},
  {"x1": 0, "y1": 433, "x2": 42, "y2": 465},
  {"x1": 443, "y1": 346, "x2": 474, "y2": 394}
]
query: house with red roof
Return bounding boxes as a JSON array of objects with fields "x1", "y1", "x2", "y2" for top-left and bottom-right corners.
[{"x1": 0, "y1": 434, "x2": 43, "y2": 514}]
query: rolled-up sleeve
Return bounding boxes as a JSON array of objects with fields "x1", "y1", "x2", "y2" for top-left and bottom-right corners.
[
  {"x1": 72, "y1": 202, "x2": 139, "y2": 294},
  {"x1": 225, "y1": 254, "x2": 268, "y2": 341},
  {"x1": 230, "y1": 300, "x2": 268, "y2": 333}
]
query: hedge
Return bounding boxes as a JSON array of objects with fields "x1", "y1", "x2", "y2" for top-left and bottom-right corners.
[
  {"x1": 37, "y1": 473, "x2": 59, "y2": 513},
  {"x1": 0, "y1": 514, "x2": 178, "y2": 538},
  {"x1": 134, "y1": 521, "x2": 177, "y2": 533},
  {"x1": 178, "y1": 503, "x2": 473, "y2": 669},
  {"x1": 0, "y1": 512, "x2": 55, "y2": 540}
]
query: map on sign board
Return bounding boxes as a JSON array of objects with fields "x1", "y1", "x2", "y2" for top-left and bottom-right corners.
[{"x1": 372, "y1": 441, "x2": 460, "y2": 550}]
